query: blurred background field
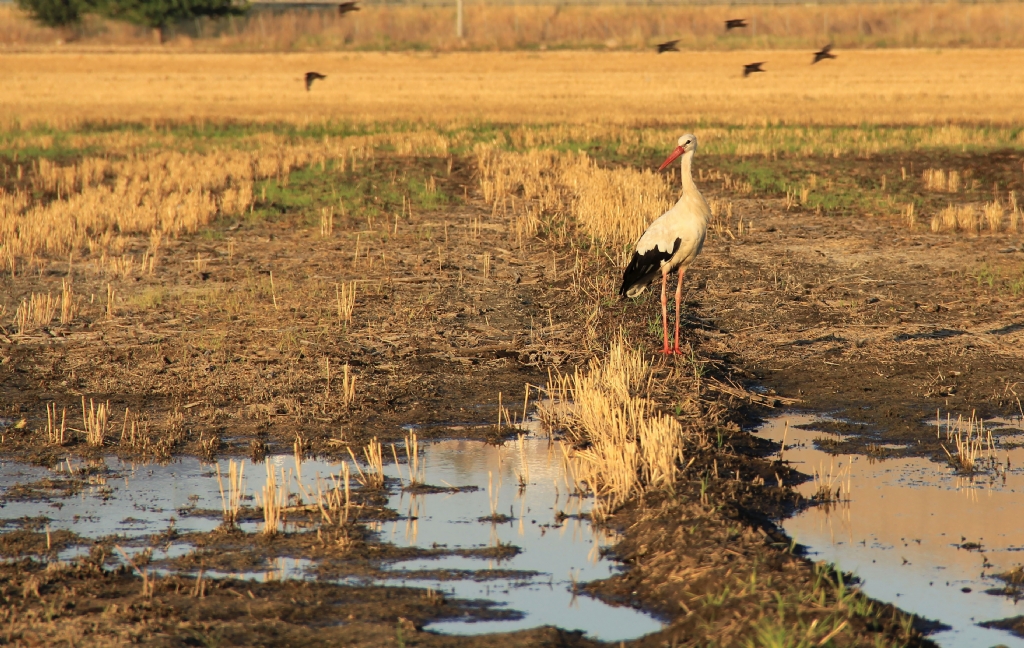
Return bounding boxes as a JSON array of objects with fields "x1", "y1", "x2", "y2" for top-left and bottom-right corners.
[
  {"x1": 3, "y1": 1, "x2": 1024, "y2": 52},
  {"x1": 3, "y1": 48, "x2": 1024, "y2": 127}
]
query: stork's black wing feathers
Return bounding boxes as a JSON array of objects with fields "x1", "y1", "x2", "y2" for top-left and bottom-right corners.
[{"x1": 619, "y1": 238, "x2": 681, "y2": 297}]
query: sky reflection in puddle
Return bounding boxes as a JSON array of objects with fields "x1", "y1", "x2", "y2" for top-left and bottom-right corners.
[
  {"x1": 757, "y1": 414, "x2": 1024, "y2": 648},
  {"x1": 375, "y1": 433, "x2": 661, "y2": 639},
  {"x1": 0, "y1": 426, "x2": 662, "y2": 642}
]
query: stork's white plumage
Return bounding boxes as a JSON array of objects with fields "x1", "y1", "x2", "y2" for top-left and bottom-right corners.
[{"x1": 619, "y1": 134, "x2": 711, "y2": 355}]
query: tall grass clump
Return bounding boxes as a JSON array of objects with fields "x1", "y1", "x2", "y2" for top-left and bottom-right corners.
[
  {"x1": 13, "y1": 292, "x2": 58, "y2": 333},
  {"x1": 216, "y1": 459, "x2": 245, "y2": 526},
  {"x1": 347, "y1": 438, "x2": 384, "y2": 489},
  {"x1": 1, "y1": 141, "x2": 335, "y2": 275},
  {"x1": 930, "y1": 195, "x2": 1019, "y2": 235},
  {"x1": 542, "y1": 338, "x2": 690, "y2": 516},
  {"x1": 476, "y1": 145, "x2": 670, "y2": 262},
  {"x1": 258, "y1": 461, "x2": 286, "y2": 535},
  {"x1": 81, "y1": 397, "x2": 109, "y2": 446},
  {"x1": 938, "y1": 411, "x2": 994, "y2": 473}
]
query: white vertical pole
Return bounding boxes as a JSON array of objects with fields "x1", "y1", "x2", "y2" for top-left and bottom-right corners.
[{"x1": 456, "y1": 0, "x2": 464, "y2": 39}]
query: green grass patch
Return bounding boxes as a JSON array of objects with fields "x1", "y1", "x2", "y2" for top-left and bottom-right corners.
[{"x1": 247, "y1": 156, "x2": 458, "y2": 229}]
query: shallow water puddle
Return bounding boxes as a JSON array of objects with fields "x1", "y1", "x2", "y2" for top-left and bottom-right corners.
[
  {"x1": 375, "y1": 434, "x2": 663, "y2": 639},
  {"x1": 0, "y1": 431, "x2": 662, "y2": 642},
  {"x1": 757, "y1": 414, "x2": 1024, "y2": 647}
]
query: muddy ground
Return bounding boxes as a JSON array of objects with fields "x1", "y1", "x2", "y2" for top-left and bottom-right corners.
[
  {"x1": 2, "y1": 143, "x2": 1022, "y2": 646},
  {"x1": 689, "y1": 149, "x2": 1024, "y2": 456}
]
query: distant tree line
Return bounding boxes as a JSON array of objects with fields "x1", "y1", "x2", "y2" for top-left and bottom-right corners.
[{"x1": 16, "y1": 0, "x2": 248, "y2": 35}]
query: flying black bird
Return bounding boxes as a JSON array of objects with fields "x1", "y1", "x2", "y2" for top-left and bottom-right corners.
[
  {"x1": 725, "y1": 19, "x2": 747, "y2": 31},
  {"x1": 743, "y1": 62, "x2": 765, "y2": 77},
  {"x1": 305, "y1": 72, "x2": 326, "y2": 91},
  {"x1": 812, "y1": 43, "x2": 836, "y2": 64},
  {"x1": 338, "y1": 2, "x2": 360, "y2": 15},
  {"x1": 656, "y1": 40, "x2": 680, "y2": 54}
]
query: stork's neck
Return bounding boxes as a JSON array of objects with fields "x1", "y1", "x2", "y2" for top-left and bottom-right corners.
[{"x1": 679, "y1": 150, "x2": 697, "y2": 194}]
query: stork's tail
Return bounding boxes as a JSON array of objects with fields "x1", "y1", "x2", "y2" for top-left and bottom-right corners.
[{"x1": 619, "y1": 240, "x2": 680, "y2": 299}]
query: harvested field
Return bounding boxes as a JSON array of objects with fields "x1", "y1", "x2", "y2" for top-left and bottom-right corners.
[
  {"x1": 2, "y1": 49, "x2": 1024, "y2": 127},
  {"x1": 1, "y1": 51, "x2": 1023, "y2": 645}
]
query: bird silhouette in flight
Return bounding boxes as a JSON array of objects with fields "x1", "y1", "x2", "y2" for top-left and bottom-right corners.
[
  {"x1": 338, "y1": 2, "x2": 359, "y2": 15},
  {"x1": 725, "y1": 19, "x2": 747, "y2": 30},
  {"x1": 812, "y1": 44, "x2": 836, "y2": 64},
  {"x1": 656, "y1": 40, "x2": 680, "y2": 53},
  {"x1": 743, "y1": 62, "x2": 765, "y2": 77},
  {"x1": 305, "y1": 72, "x2": 326, "y2": 91}
]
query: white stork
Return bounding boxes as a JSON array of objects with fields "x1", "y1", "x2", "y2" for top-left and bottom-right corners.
[{"x1": 619, "y1": 134, "x2": 710, "y2": 355}]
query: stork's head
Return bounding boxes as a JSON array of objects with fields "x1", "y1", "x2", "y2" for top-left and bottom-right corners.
[{"x1": 658, "y1": 134, "x2": 698, "y2": 171}]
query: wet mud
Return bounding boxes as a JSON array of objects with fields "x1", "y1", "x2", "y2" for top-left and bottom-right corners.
[
  {"x1": 4, "y1": 146, "x2": 1022, "y2": 645},
  {"x1": 674, "y1": 151, "x2": 1024, "y2": 455}
]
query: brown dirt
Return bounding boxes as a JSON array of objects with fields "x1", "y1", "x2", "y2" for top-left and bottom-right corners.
[
  {"x1": 986, "y1": 566, "x2": 1024, "y2": 600},
  {"x1": 0, "y1": 557, "x2": 594, "y2": 648},
  {"x1": 0, "y1": 156, "x2": 579, "y2": 465},
  {"x1": 7, "y1": 147, "x2": 1017, "y2": 645},
  {"x1": 663, "y1": 153, "x2": 1024, "y2": 457},
  {"x1": 980, "y1": 615, "x2": 1024, "y2": 639}
]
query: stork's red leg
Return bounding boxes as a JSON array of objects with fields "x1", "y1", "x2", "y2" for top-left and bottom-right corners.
[
  {"x1": 660, "y1": 271, "x2": 671, "y2": 354},
  {"x1": 673, "y1": 269, "x2": 686, "y2": 354}
]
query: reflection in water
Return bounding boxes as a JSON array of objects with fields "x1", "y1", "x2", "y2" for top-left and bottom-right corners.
[
  {"x1": 0, "y1": 427, "x2": 661, "y2": 642},
  {"x1": 758, "y1": 414, "x2": 1024, "y2": 648},
  {"x1": 376, "y1": 434, "x2": 659, "y2": 640}
]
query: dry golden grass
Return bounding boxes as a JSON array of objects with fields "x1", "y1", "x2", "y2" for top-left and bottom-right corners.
[
  {"x1": 930, "y1": 195, "x2": 1022, "y2": 234},
  {"x1": 0, "y1": 127, "x2": 463, "y2": 280},
  {"x1": 938, "y1": 411, "x2": 995, "y2": 472},
  {"x1": 403, "y1": 431, "x2": 423, "y2": 486},
  {"x1": 347, "y1": 438, "x2": 384, "y2": 489},
  {"x1": 2, "y1": 49, "x2": 1024, "y2": 127},
  {"x1": 922, "y1": 168, "x2": 962, "y2": 193},
  {"x1": 4, "y1": 3, "x2": 1024, "y2": 51},
  {"x1": 479, "y1": 145, "x2": 677, "y2": 262},
  {"x1": 478, "y1": 145, "x2": 672, "y2": 257},
  {"x1": 478, "y1": 144, "x2": 741, "y2": 262},
  {"x1": 216, "y1": 459, "x2": 246, "y2": 525},
  {"x1": 118, "y1": 407, "x2": 150, "y2": 451},
  {"x1": 259, "y1": 460, "x2": 286, "y2": 535},
  {"x1": 2, "y1": 116, "x2": 1017, "y2": 301},
  {"x1": 45, "y1": 402, "x2": 67, "y2": 446},
  {"x1": 13, "y1": 291, "x2": 58, "y2": 333},
  {"x1": 543, "y1": 338, "x2": 696, "y2": 515},
  {"x1": 81, "y1": 396, "x2": 109, "y2": 446},
  {"x1": 1, "y1": 135, "x2": 377, "y2": 275},
  {"x1": 336, "y1": 283, "x2": 355, "y2": 326}
]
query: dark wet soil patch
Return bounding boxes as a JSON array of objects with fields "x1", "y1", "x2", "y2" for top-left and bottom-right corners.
[
  {"x1": 3, "y1": 144, "x2": 996, "y2": 645},
  {"x1": 477, "y1": 514, "x2": 513, "y2": 524},
  {"x1": 2, "y1": 476, "x2": 86, "y2": 501},
  {"x1": 980, "y1": 615, "x2": 1024, "y2": 639},
  {"x1": 0, "y1": 527, "x2": 81, "y2": 557},
  {"x1": 403, "y1": 483, "x2": 479, "y2": 494},
  {"x1": 986, "y1": 567, "x2": 1024, "y2": 600},
  {"x1": 0, "y1": 153, "x2": 581, "y2": 467},
  {"x1": 641, "y1": 149, "x2": 1024, "y2": 456},
  {"x1": 0, "y1": 557, "x2": 554, "y2": 648}
]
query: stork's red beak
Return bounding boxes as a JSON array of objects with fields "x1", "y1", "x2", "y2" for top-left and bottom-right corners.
[{"x1": 658, "y1": 145, "x2": 685, "y2": 171}]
